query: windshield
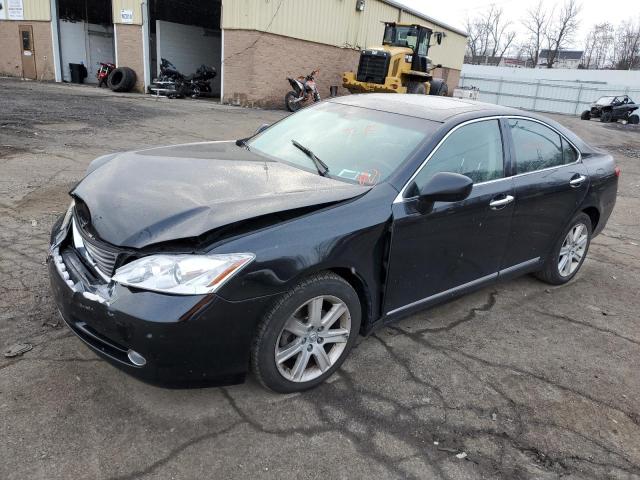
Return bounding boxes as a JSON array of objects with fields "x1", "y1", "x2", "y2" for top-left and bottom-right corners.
[
  {"x1": 596, "y1": 96, "x2": 616, "y2": 105},
  {"x1": 247, "y1": 102, "x2": 437, "y2": 185},
  {"x1": 383, "y1": 25, "x2": 420, "y2": 49}
]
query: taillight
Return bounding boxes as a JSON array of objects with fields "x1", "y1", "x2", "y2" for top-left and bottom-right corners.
[{"x1": 615, "y1": 166, "x2": 621, "y2": 177}]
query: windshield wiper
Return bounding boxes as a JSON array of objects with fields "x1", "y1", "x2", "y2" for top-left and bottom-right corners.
[
  {"x1": 291, "y1": 140, "x2": 329, "y2": 177},
  {"x1": 235, "y1": 137, "x2": 250, "y2": 149}
]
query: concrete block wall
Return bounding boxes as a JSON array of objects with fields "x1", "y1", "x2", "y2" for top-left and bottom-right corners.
[{"x1": 0, "y1": 20, "x2": 55, "y2": 81}]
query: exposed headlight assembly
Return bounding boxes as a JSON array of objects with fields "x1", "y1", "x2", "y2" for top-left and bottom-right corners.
[{"x1": 112, "y1": 253, "x2": 255, "y2": 295}]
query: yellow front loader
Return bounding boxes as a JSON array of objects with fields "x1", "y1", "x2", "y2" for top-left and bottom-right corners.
[{"x1": 343, "y1": 22, "x2": 448, "y2": 96}]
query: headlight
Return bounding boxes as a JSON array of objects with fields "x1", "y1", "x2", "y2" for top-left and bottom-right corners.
[{"x1": 112, "y1": 253, "x2": 255, "y2": 295}]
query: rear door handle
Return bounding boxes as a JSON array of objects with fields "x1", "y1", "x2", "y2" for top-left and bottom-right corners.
[
  {"x1": 569, "y1": 174, "x2": 587, "y2": 187},
  {"x1": 489, "y1": 195, "x2": 514, "y2": 210}
]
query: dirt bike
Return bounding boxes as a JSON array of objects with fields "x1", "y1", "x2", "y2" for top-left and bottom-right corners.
[
  {"x1": 97, "y1": 62, "x2": 115, "y2": 88},
  {"x1": 285, "y1": 70, "x2": 320, "y2": 112}
]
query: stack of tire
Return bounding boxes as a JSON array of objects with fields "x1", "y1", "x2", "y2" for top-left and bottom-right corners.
[{"x1": 107, "y1": 67, "x2": 137, "y2": 93}]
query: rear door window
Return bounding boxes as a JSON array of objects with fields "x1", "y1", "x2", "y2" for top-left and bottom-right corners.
[{"x1": 508, "y1": 119, "x2": 569, "y2": 174}]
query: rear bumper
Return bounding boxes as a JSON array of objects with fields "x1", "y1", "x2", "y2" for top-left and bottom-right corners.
[{"x1": 48, "y1": 247, "x2": 277, "y2": 388}]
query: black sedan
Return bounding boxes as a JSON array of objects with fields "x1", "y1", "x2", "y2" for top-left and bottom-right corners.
[{"x1": 48, "y1": 95, "x2": 618, "y2": 392}]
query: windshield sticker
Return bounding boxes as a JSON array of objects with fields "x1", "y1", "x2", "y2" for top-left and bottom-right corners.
[
  {"x1": 338, "y1": 169, "x2": 360, "y2": 180},
  {"x1": 357, "y1": 169, "x2": 380, "y2": 186}
]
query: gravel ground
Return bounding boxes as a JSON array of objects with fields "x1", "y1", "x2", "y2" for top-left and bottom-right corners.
[{"x1": 1, "y1": 77, "x2": 639, "y2": 480}]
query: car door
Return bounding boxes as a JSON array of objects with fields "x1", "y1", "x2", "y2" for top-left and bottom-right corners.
[
  {"x1": 500, "y1": 117, "x2": 589, "y2": 269},
  {"x1": 384, "y1": 119, "x2": 515, "y2": 316}
]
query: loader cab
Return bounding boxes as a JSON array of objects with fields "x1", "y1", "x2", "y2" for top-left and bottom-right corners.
[{"x1": 382, "y1": 23, "x2": 439, "y2": 73}]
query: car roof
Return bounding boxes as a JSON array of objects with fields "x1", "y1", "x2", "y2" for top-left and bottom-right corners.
[{"x1": 328, "y1": 93, "x2": 524, "y2": 122}]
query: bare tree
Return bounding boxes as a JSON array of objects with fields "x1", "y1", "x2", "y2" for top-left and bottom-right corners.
[
  {"x1": 582, "y1": 23, "x2": 614, "y2": 69},
  {"x1": 522, "y1": 0, "x2": 549, "y2": 67},
  {"x1": 544, "y1": 0, "x2": 581, "y2": 68},
  {"x1": 487, "y1": 6, "x2": 516, "y2": 63},
  {"x1": 612, "y1": 20, "x2": 640, "y2": 70},
  {"x1": 464, "y1": 6, "x2": 515, "y2": 65}
]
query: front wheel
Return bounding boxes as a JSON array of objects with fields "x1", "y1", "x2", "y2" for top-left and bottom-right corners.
[
  {"x1": 407, "y1": 81, "x2": 426, "y2": 94},
  {"x1": 535, "y1": 213, "x2": 592, "y2": 285},
  {"x1": 601, "y1": 111, "x2": 612, "y2": 123},
  {"x1": 580, "y1": 110, "x2": 591, "y2": 120},
  {"x1": 285, "y1": 91, "x2": 301, "y2": 112},
  {"x1": 628, "y1": 114, "x2": 639, "y2": 125},
  {"x1": 251, "y1": 272, "x2": 361, "y2": 393}
]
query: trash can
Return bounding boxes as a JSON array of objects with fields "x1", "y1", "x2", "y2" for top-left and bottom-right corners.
[
  {"x1": 329, "y1": 86, "x2": 339, "y2": 97},
  {"x1": 69, "y1": 63, "x2": 87, "y2": 84}
]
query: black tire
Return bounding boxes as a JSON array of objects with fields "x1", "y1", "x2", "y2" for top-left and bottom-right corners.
[
  {"x1": 629, "y1": 114, "x2": 639, "y2": 125},
  {"x1": 600, "y1": 111, "x2": 612, "y2": 123},
  {"x1": 285, "y1": 91, "x2": 301, "y2": 112},
  {"x1": 108, "y1": 67, "x2": 137, "y2": 92},
  {"x1": 580, "y1": 110, "x2": 591, "y2": 120},
  {"x1": 428, "y1": 79, "x2": 448, "y2": 96},
  {"x1": 534, "y1": 212, "x2": 592, "y2": 285},
  {"x1": 251, "y1": 272, "x2": 361, "y2": 393},
  {"x1": 407, "y1": 81, "x2": 427, "y2": 95}
]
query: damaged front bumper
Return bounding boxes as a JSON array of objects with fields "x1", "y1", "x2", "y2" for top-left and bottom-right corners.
[{"x1": 47, "y1": 219, "x2": 275, "y2": 387}]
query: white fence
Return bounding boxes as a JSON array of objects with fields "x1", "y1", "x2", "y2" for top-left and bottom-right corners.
[{"x1": 458, "y1": 65, "x2": 640, "y2": 115}]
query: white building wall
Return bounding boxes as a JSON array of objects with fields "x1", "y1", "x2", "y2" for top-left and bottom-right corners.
[{"x1": 156, "y1": 20, "x2": 221, "y2": 95}]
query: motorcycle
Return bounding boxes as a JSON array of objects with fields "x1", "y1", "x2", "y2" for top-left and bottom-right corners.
[
  {"x1": 149, "y1": 58, "x2": 217, "y2": 98},
  {"x1": 285, "y1": 70, "x2": 320, "y2": 112},
  {"x1": 96, "y1": 62, "x2": 115, "y2": 88}
]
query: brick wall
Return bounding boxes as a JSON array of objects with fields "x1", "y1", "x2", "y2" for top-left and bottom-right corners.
[
  {"x1": 223, "y1": 29, "x2": 459, "y2": 108},
  {"x1": 223, "y1": 29, "x2": 360, "y2": 108},
  {"x1": 0, "y1": 20, "x2": 55, "y2": 81},
  {"x1": 115, "y1": 23, "x2": 145, "y2": 92}
]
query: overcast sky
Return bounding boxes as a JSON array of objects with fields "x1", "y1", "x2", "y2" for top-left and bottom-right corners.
[{"x1": 395, "y1": 0, "x2": 638, "y2": 49}]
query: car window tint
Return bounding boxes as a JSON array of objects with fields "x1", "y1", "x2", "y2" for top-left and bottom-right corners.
[
  {"x1": 508, "y1": 119, "x2": 564, "y2": 174},
  {"x1": 411, "y1": 120, "x2": 504, "y2": 190},
  {"x1": 562, "y1": 137, "x2": 578, "y2": 164}
]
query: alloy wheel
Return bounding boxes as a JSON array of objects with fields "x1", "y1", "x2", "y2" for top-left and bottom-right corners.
[
  {"x1": 274, "y1": 295, "x2": 351, "y2": 382},
  {"x1": 558, "y1": 223, "x2": 588, "y2": 277}
]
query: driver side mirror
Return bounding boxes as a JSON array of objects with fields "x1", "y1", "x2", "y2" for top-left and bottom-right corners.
[
  {"x1": 413, "y1": 172, "x2": 473, "y2": 204},
  {"x1": 255, "y1": 123, "x2": 270, "y2": 135}
]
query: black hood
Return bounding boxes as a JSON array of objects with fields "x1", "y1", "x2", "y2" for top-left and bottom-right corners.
[{"x1": 72, "y1": 141, "x2": 369, "y2": 249}]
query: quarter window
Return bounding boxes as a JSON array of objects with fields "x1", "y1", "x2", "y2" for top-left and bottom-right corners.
[
  {"x1": 562, "y1": 137, "x2": 578, "y2": 164},
  {"x1": 410, "y1": 120, "x2": 504, "y2": 193},
  {"x1": 508, "y1": 119, "x2": 574, "y2": 173}
]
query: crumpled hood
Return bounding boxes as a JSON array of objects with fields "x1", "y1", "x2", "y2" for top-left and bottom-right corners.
[{"x1": 72, "y1": 141, "x2": 369, "y2": 249}]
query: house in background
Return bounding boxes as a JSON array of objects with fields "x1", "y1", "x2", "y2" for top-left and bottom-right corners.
[{"x1": 537, "y1": 49, "x2": 584, "y2": 69}]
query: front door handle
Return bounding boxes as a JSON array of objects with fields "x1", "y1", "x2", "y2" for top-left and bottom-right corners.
[
  {"x1": 489, "y1": 195, "x2": 514, "y2": 210},
  {"x1": 569, "y1": 174, "x2": 587, "y2": 187}
]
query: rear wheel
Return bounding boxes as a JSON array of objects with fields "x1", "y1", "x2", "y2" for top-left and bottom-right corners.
[
  {"x1": 629, "y1": 114, "x2": 639, "y2": 125},
  {"x1": 285, "y1": 91, "x2": 301, "y2": 112},
  {"x1": 407, "y1": 81, "x2": 426, "y2": 95},
  {"x1": 535, "y1": 213, "x2": 592, "y2": 285},
  {"x1": 251, "y1": 272, "x2": 361, "y2": 393},
  {"x1": 601, "y1": 111, "x2": 613, "y2": 123},
  {"x1": 580, "y1": 110, "x2": 591, "y2": 120}
]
